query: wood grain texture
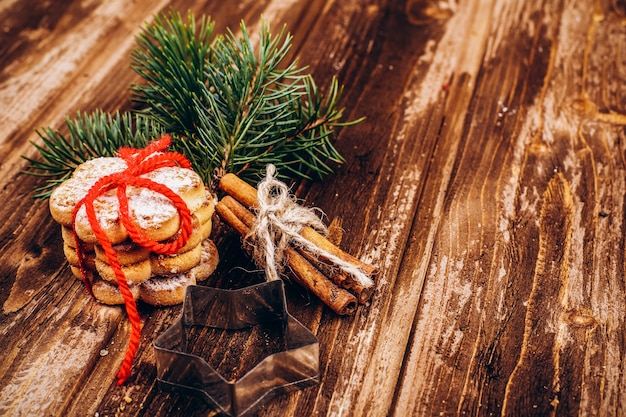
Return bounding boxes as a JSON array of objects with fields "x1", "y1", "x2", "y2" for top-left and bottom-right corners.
[{"x1": 2, "y1": 0, "x2": 626, "y2": 416}]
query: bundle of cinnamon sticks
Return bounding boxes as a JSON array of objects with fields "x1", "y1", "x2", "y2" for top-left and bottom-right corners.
[{"x1": 215, "y1": 173, "x2": 377, "y2": 315}]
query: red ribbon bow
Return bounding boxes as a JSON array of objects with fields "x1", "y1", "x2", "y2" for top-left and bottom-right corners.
[{"x1": 72, "y1": 135, "x2": 194, "y2": 385}]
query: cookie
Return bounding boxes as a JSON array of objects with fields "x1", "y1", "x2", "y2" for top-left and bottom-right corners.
[
  {"x1": 74, "y1": 192, "x2": 129, "y2": 244},
  {"x1": 49, "y1": 157, "x2": 128, "y2": 226},
  {"x1": 61, "y1": 226, "x2": 95, "y2": 252},
  {"x1": 95, "y1": 258, "x2": 152, "y2": 285},
  {"x1": 194, "y1": 190, "x2": 216, "y2": 225},
  {"x1": 92, "y1": 277, "x2": 140, "y2": 305},
  {"x1": 69, "y1": 265, "x2": 94, "y2": 281},
  {"x1": 159, "y1": 215, "x2": 203, "y2": 254},
  {"x1": 63, "y1": 243, "x2": 96, "y2": 270},
  {"x1": 138, "y1": 271, "x2": 196, "y2": 306},
  {"x1": 190, "y1": 239, "x2": 219, "y2": 282},
  {"x1": 150, "y1": 242, "x2": 202, "y2": 275},
  {"x1": 143, "y1": 166, "x2": 206, "y2": 212},
  {"x1": 126, "y1": 187, "x2": 182, "y2": 242},
  {"x1": 94, "y1": 240, "x2": 150, "y2": 265},
  {"x1": 139, "y1": 239, "x2": 219, "y2": 305}
]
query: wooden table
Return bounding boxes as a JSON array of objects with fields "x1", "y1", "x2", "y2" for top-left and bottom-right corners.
[{"x1": 2, "y1": 0, "x2": 625, "y2": 416}]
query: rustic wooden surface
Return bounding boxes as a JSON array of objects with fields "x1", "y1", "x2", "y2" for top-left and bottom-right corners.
[{"x1": 2, "y1": 0, "x2": 626, "y2": 416}]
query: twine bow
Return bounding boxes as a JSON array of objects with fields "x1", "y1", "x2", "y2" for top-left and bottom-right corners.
[
  {"x1": 247, "y1": 164, "x2": 373, "y2": 287},
  {"x1": 72, "y1": 135, "x2": 193, "y2": 385}
]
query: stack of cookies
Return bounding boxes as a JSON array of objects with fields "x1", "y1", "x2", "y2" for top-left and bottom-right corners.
[{"x1": 49, "y1": 156, "x2": 219, "y2": 306}]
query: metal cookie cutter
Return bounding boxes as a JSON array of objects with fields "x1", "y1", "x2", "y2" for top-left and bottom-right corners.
[{"x1": 154, "y1": 280, "x2": 320, "y2": 416}]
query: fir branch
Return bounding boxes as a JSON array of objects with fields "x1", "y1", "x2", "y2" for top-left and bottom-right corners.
[
  {"x1": 25, "y1": 10, "x2": 362, "y2": 198},
  {"x1": 23, "y1": 110, "x2": 162, "y2": 198},
  {"x1": 192, "y1": 20, "x2": 308, "y2": 181},
  {"x1": 163, "y1": 17, "x2": 355, "y2": 185},
  {"x1": 131, "y1": 10, "x2": 215, "y2": 137}
]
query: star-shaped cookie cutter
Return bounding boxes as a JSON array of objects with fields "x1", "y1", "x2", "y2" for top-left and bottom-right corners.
[{"x1": 154, "y1": 280, "x2": 319, "y2": 416}]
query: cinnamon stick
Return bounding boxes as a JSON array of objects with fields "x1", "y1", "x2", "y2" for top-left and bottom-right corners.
[
  {"x1": 296, "y1": 247, "x2": 374, "y2": 303},
  {"x1": 216, "y1": 196, "x2": 358, "y2": 315},
  {"x1": 219, "y1": 173, "x2": 377, "y2": 283}
]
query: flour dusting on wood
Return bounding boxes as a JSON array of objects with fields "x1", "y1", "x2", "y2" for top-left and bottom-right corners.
[{"x1": 0, "y1": 326, "x2": 110, "y2": 416}]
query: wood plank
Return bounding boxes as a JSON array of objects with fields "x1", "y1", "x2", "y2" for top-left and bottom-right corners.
[
  {"x1": 300, "y1": 0, "x2": 500, "y2": 415},
  {"x1": 396, "y1": 0, "x2": 626, "y2": 415},
  {"x1": 2, "y1": 0, "x2": 626, "y2": 416}
]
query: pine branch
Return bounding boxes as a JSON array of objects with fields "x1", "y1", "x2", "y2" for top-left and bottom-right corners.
[
  {"x1": 24, "y1": 10, "x2": 363, "y2": 198},
  {"x1": 131, "y1": 10, "x2": 214, "y2": 137},
  {"x1": 191, "y1": 21, "x2": 309, "y2": 182},
  {"x1": 23, "y1": 110, "x2": 162, "y2": 198}
]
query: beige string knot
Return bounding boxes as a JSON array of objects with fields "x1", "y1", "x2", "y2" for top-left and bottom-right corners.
[{"x1": 247, "y1": 164, "x2": 373, "y2": 287}]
